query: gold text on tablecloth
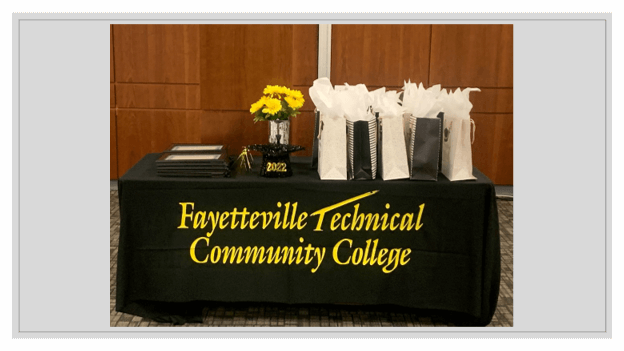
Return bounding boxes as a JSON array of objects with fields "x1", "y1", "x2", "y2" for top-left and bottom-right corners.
[{"x1": 177, "y1": 191, "x2": 421, "y2": 273}]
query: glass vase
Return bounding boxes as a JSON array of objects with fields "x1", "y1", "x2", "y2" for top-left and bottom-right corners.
[{"x1": 268, "y1": 119, "x2": 290, "y2": 145}]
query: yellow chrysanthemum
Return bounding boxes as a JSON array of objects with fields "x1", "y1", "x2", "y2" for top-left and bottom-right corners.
[
  {"x1": 287, "y1": 89, "x2": 304, "y2": 99},
  {"x1": 263, "y1": 85, "x2": 286, "y2": 96},
  {"x1": 285, "y1": 96, "x2": 304, "y2": 109},
  {"x1": 263, "y1": 85, "x2": 275, "y2": 95},
  {"x1": 262, "y1": 98, "x2": 282, "y2": 115},
  {"x1": 249, "y1": 96, "x2": 268, "y2": 113}
]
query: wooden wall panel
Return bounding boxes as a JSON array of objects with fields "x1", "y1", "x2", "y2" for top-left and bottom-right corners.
[
  {"x1": 110, "y1": 83, "x2": 115, "y2": 108},
  {"x1": 116, "y1": 110, "x2": 202, "y2": 175},
  {"x1": 113, "y1": 25, "x2": 200, "y2": 84},
  {"x1": 116, "y1": 84, "x2": 200, "y2": 109},
  {"x1": 292, "y1": 25, "x2": 318, "y2": 86},
  {"x1": 441, "y1": 87, "x2": 513, "y2": 114},
  {"x1": 199, "y1": 25, "x2": 318, "y2": 157},
  {"x1": 430, "y1": 25, "x2": 513, "y2": 87},
  {"x1": 110, "y1": 110, "x2": 117, "y2": 179},
  {"x1": 331, "y1": 25, "x2": 430, "y2": 86},
  {"x1": 289, "y1": 112, "x2": 315, "y2": 155},
  {"x1": 200, "y1": 25, "x2": 296, "y2": 110},
  {"x1": 471, "y1": 114, "x2": 513, "y2": 185},
  {"x1": 466, "y1": 88, "x2": 512, "y2": 114},
  {"x1": 200, "y1": 111, "x2": 267, "y2": 150}
]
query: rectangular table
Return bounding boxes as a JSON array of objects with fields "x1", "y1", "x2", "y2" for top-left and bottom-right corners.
[{"x1": 116, "y1": 154, "x2": 500, "y2": 326}]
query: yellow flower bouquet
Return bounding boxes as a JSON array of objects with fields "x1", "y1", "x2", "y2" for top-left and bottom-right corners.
[{"x1": 250, "y1": 85, "x2": 305, "y2": 122}]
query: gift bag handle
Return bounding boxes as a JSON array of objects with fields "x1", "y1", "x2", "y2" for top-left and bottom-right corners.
[{"x1": 470, "y1": 118, "x2": 476, "y2": 144}]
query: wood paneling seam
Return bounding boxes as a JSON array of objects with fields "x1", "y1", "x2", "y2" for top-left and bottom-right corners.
[{"x1": 427, "y1": 24, "x2": 433, "y2": 87}]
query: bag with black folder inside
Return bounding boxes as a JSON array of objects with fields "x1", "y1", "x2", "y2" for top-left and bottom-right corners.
[
  {"x1": 401, "y1": 81, "x2": 445, "y2": 181},
  {"x1": 341, "y1": 83, "x2": 377, "y2": 180}
]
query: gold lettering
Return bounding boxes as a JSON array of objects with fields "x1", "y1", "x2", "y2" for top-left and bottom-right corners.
[
  {"x1": 389, "y1": 213, "x2": 401, "y2": 231},
  {"x1": 416, "y1": 203, "x2": 425, "y2": 230},
  {"x1": 239, "y1": 208, "x2": 250, "y2": 229},
  {"x1": 218, "y1": 212, "x2": 230, "y2": 229},
  {"x1": 230, "y1": 208, "x2": 241, "y2": 229},
  {"x1": 310, "y1": 191, "x2": 379, "y2": 231},
  {"x1": 304, "y1": 243, "x2": 315, "y2": 264},
  {"x1": 369, "y1": 239, "x2": 379, "y2": 265},
  {"x1": 261, "y1": 212, "x2": 274, "y2": 229},
  {"x1": 352, "y1": 247, "x2": 363, "y2": 265},
  {"x1": 364, "y1": 213, "x2": 381, "y2": 231},
  {"x1": 400, "y1": 213, "x2": 415, "y2": 231},
  {"x1": 273, "y1": 212, "x2": 281, "y2": 229},
  {"x1": 377, "y1": 248, "x2": 388, "y2": 266},
  {"x1": 207, "y1": 211, "x2": 219, "y2": 236},
  {"x1": 400, "y1": 248, "x2": 412, "y2": 265},
  {"x1": 383, "y1": 248, "x2": 402, "y2": 273},
  {"x1": 280, "y1": 246, "x2": 296, "y2": 265},
  {"x1": 340, "y1": 213, "x2": 352, "y2": 231},
  {"x1": 381, "y1": 213, "x2": 390, "y2": 230},
  {"x1": 351, "y1": 204, "x2": 365, "y2": 231},
  {"x1": 221, "y1": 246, "x2": 244, "y2": 264},
  {"x1": 312, "y1": 247, "x2": 326, "y2": 273},
  {"x1": 250, "y1": 212, "x2": 260, "y2": 229},
  {"x1": 190, "y1": 237, "x2": 209, "y2": 263},
  {"x1": 289, "y1": 203, "x2": 299, "y2": 230},
  {"x1": 243, "y1": 246, "x2": 266, "y2": 264},
  {"x1": 297, "y1": 212, "x2": 308, "y2": 230},
  {"x1": 210, "y1": 246, "x2": 221, "y2": 263},
  {"x1": 362, "y1": 239, "x2": 377, "y2": 265},
  {"x1": 295, "y1": 240, "x2": 304, "y2": 264},
  {"x1": 282, "y1": 202, "x2": 290, "y2": 229},
  {"x1": 178, "y1": 202, "x2": 194, "y2": 229},
  {"x1": 266, "y1": 246, "x2": 281, "y2": 264},
  {"x1": 193, "y1": 211, "x2": 208, "y2": 230},
  {"x1": 332, "y1": 238, "x2": 352, "y2": 265},
  {"x1": 330, "y1": 213, "x2": 341, "y2": 231}
]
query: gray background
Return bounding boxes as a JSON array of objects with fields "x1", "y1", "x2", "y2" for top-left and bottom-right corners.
[{"x1": 13, "y1": 13, "x2": 611, "y2": 337}]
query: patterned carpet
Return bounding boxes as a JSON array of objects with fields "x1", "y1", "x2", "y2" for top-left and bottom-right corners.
[{"x1": 110, "y1": 191, "x2": 513, "y2": 327}]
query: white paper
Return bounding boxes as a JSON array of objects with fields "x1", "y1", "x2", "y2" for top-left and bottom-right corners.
[
  {"x1": 401, "y1": 80, "x2": 444, "y2": 118},
  {"x1": 171, "y1": 145, "x2": 222, "y2": 151},
  {"x1": 439, "y1": 87, "x2": 480, "y2": 181},
  {"x1": 165, "y1": 154, "x2": 220, "y2": 161}
]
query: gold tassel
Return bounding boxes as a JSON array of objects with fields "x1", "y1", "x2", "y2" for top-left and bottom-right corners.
[{"x1": 236, "y1": 146, "x2": 254, "y2": 172}]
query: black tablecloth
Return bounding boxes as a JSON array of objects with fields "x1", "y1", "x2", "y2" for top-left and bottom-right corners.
[{"x1": 116, "y1": 154, "x2": 500, "y2": 326}]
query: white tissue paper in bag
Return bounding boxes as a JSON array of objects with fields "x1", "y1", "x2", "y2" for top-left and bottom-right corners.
[
  {"x1": 372, "y1": 90, "x2": 409, "y2": 180},
  {"x1": 341, "y1": 84, "x2": 374, "y2": 122},
  {"x1": 309, "y1": 78, "x2": 348, "y2": 180},
  {"x1": 401, "y1": 81, "x2": 445, "y2": 150},
  {"x1": 440, "y1": 87, "x2": 480, "y2": 181},
  {"x1": 402, "y1": 81, "x2": 444, "y2": 118}
]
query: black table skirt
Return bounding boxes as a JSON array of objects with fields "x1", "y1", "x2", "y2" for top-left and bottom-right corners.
[{"x1": 116, "y1": 154, "x2": 500, "y2": 326}]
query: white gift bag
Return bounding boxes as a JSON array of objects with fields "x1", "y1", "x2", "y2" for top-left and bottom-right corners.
[
  {"x1": 440, "y1": 88, "x2": 480, "y2": 181},
  {"x1": 370, "y1": 89, "x2": 409, "y2": 180},
  {"x1": 378, "y1": 113, "x2": 410, "y2": 180},
  {"x1": 309, "y1": 78, "x2": 348, "y2": 180},
  {"x1": 317, "y1": 112, "x2": 348, "y2": 180}
]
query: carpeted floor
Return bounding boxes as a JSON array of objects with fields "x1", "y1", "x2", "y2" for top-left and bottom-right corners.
[{"x1": 110, "y1": 191, "x2": 513, "y2": 327}]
